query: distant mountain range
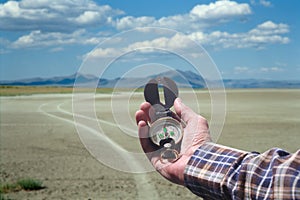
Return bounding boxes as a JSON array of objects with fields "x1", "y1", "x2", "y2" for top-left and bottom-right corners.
[{"x1": 1, "y1": 70, "x2": 300, "y2": 88}]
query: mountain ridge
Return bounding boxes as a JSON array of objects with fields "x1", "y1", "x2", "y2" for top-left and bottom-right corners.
[{"x1": 1, "y1": 70, "x2": 300, "y2": 88}]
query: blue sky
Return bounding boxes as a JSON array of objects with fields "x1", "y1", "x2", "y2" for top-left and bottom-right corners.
[{"x1": 0, "y1": 0, "x2": 299, "y2": 80}]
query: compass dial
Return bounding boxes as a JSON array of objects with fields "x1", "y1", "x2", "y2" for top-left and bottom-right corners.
[{"x1": 149, "y1": 117, "x2": 183, "y2": 146}]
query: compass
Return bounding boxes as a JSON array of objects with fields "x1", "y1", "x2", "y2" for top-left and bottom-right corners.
[
  {"x1": 144, "y1": 77, "x2": 184, "y2": 163},
  {"x1": 149, "y1": 117, "x2": 183, "y2": 146}
]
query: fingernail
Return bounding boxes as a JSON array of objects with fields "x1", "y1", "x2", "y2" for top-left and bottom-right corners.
[{"x1": 176, "y1": 97, "x2": 182, "y2": 104}]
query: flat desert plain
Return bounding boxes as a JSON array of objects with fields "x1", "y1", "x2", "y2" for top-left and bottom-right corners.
[{"x1": 1, "y1": 89, "x2": 300, "y2": 199}]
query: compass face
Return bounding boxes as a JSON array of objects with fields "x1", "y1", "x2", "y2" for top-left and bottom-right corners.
[{"x1": 149, "y1": 117, "x2": 183, "y2": 146}]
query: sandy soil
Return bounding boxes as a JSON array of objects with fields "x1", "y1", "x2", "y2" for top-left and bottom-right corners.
[{"x1": 1, "y1": 89, "x2": 300, "y2": 199}]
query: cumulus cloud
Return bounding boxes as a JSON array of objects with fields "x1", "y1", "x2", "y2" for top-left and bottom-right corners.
[
  {"x1": 190, "y1": 0, "x2": 251, "y2": 19},
  {"x1": 86, "y1": 33, "x2": 194, "y2": 59},
  {"x1": 250, "y1": 0, "x2": 272, "y2": 7},
  {"x1": 114, "y1": 0, "x2": 251, "y2": 31},
  {"x1": 259, "y1": 0, "x2": 272, "y2": 7},
  {"x1": 0, "y1": 0, "x2": 253, "y2": 32},
  {"x1": 189, "y1": 21, "x2": 289, "y2": 49},
  {"x1": 87, "y1": 47, "x2": 123, "y2": 58},
  {"x1": 0, "y1": 0, "x2": 123, "y2": 32},
  {"x1": 127, "y1": 34, "x2": 193, "y2": 51},
  {"x1": 260, "y1": 67, "x2": 283, "y2": 72},
  {"x1": 87, "y1": 20, "x2": 290, "y2": 60},
  {"x1": 11, "y1": 29, "x2": 104, "y2": 48},
  {"x1": 250, "y1": 21, "x2": 289, "y2": 35},
  {"x1": 115, "y1": 16, "x2": 156, "y2": 30},
  {"x1": 10, "y1": 18, "x2": 289, "y2": 52},
  {"x1": 0, "y1": 1, "x2": 290, "y2": 52}
]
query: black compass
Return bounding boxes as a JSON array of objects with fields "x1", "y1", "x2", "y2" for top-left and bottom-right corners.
[{"x1": 144, "y1": 77, "x2": 184, "y2": 163}]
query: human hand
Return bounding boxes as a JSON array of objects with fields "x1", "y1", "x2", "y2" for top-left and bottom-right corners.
[{"x1": 135, "y1": 98, "x2": 211, "y2": 185}]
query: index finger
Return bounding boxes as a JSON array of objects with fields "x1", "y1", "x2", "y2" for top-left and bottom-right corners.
[{"x1": 140, "y1": 102, "x2": 152, "y2": 122}]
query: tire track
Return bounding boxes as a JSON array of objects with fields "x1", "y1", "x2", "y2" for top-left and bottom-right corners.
[{"x1": 38, "y1": 100, "x2": 159, "y2": 199}]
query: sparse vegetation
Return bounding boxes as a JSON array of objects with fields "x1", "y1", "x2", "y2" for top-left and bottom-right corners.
[
  {"x1": 17, "y1": 179, "x2": 44, "y2": 191},
  {"x1": 0, "y1": 193, "x2": 13, "y2": 200},
  {"x1": 0, "y1": 86, "x2": 74, "y2": 96},
  {"x1": 0, "y1": 178, "x2": 44, "y2": 194},
  {"x1": 0, "y1": 182, "x2": 20, "y2": 193},
  {"x1": 0, "y1": 85, "x2": 144, "y2": 96}
]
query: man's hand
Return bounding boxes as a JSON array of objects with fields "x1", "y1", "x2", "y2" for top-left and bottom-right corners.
[{"x1": 135, "y1": 98, "x2": 211, "y2": 185}]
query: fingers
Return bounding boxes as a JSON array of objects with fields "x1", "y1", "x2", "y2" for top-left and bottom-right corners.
[
  {"x1": 136, "y1": 102, "x2": 151, "y2": 123},
  {"x1": 140, "y1": 101, "x2": 151, "y2": 111},
  {"x1": 138, "y1": 121, "x2": 154, "y2": 152},
  {"x1": 136, "y1": 102, "x2": 157, "y2": 155},
  {"x1": 135, "y1": 110, "x2": 148, "y2": 125}
]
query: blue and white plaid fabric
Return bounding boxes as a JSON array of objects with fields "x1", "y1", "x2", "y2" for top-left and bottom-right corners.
[{"x1": 184, "y1": 142, "x2": 300, "y2": 200}]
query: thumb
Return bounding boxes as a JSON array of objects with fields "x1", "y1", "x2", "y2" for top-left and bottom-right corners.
[{"x1": 174, "y1": 98, "x2": 197, "y2": 123}]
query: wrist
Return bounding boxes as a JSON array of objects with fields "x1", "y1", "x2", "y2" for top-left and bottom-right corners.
[
  {"x1": 170, "y1": 155, "x2": 190, "y2": 186},
  {"x1": 173, "y1": 142, "x2": 211, "y2": 185}
]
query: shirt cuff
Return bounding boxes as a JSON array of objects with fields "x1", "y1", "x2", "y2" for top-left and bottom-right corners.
[{"x1": 184, "y1": 142, "x2": 248, "y2": 199}]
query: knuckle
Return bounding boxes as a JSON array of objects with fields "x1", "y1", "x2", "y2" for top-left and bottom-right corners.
[{"x1": 196, "y1": 115, "x2": 208, "y2": 127}]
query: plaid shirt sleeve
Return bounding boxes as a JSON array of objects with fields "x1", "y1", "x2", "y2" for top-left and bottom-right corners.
[{"x1": 184, "y1": 142, "x2": 300, "y2": 200}]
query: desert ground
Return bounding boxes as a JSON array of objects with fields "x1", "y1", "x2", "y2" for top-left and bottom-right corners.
[{"x1": 1, "y1": 89, "x2": 300, "y2": 199}]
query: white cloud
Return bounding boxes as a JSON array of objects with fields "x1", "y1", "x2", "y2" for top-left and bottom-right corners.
[
  {"x1": 250, "y1": 0, "x2": 272, "y2": 7},
  {"x1": 75, "y1": 11, "x2": 101, "y2": 25},
  {"x1": 259, "y1": 0, "x2": 272, "y2": 7},
  {"x1": 87, "y1": 47, "x2": 123, "y2": 58},
  {"x1": 260, "y1": 67, "x2": 283, "y2": 72},
  {"x1": 11, "y1": 29, "x2": 104, "y2": 48},
  {"x1": 127, "y1": 33, "x2": 192, "y2": 51},
  {"x1": 190, "y1": 0, "x2": 251, "y2": 19},
  {"x1": 86, "y1": 33, "x2": 196, "y2": 59},
  {"x1": 115, "y1": 16, "x2": 156, "y2": 30},
  {"x1": 189, "y1": 21, "x2": 289, "y2": 49},
  {"x1": 0, "y1": 0, "x2": 123, "y2": 31},
  {"x1": 115, "y1": 0, "x2": 252, "y2": 31},
  {"x1": 250, "y1": 21, "x2": 289, "y2": 35},
  {"x1": 234, "y1": 66, "x2": 250, "y2": 73},
  {"x1": 86, "y1": 20, "x2": 290, "y2": 59},
  {"x1": 0, "y1": 1, "x2": 290, "y2": 52},
  {"x1": 49, "y1": 47, "x2": 64, "y2": 52}
]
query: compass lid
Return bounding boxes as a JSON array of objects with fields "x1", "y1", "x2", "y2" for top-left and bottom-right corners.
[
  {"x1": 144, "y1": 77, "x2": 178, "y2": 109},
  {"x1": 144, "y1": 77, "x2": 178, "y2": 121}
]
